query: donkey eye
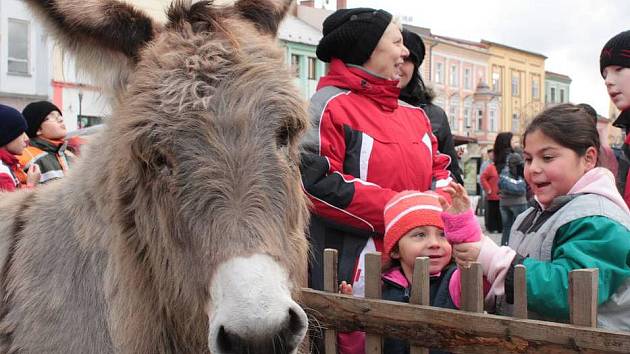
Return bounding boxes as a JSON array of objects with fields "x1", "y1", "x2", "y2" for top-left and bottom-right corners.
[
  {"x1": 276, "y1": 126, "x2": 290, "y2": 148},
  {"x1": 153, "y1": 152, "x2": 173, "y2": 176}
]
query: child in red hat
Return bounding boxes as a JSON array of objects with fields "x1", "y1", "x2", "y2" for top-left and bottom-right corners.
[{"x1": 339, "y1": 183, "x2": 489, "y2": 354}]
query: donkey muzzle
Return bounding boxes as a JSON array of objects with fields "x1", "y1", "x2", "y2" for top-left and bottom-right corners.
[{"x1": 207, "y1": 254, "x2": 308, "y2": 354}]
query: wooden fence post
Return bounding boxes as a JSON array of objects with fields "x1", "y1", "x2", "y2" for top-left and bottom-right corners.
[
  {"x1": 323, "y1": 249, "x2": 338, "y2": 354},
  {"x1": 460, "y1": 262, "x2": 483, "y2": 313},
  {"x1": 513, "y1": 264, "x2": 528, "y2": 319},
  {"x1": 569, "y1": 268, "x2": 598, "y2": 327},
  {"x1": 365, "y1": 252, "x2": 382, "y2": 354},
  {"x1": 409, "y1": 257, "x2": 430, "y2": 354}
]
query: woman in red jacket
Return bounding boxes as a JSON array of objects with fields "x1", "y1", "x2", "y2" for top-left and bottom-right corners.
[
  {"x1": 300, "y1": 8, "x2": 452, "y2": 296},
  {"x1": 480, "y1": 151, "x2": 502, "y2": 233}
]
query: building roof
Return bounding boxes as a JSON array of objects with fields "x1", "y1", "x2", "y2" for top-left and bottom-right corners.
[
  {"x1": 431, "y1": 34, "x2": 490, "y2": 55},
  {"x1": 295, "y1": 4, "x2": 333, "y2": 32},
  {"x1": 403, "y1": 24, "x2": 432, "y2": 38},
  {"x1": 545, "y1": 71, "x2": 572, "y2": 83},
  {"x1": 481, "y1": 39, "x2": 547, "y2": 59},
  {"x1": 278, "y1": 15, "x2": 322, "y2": 46}
]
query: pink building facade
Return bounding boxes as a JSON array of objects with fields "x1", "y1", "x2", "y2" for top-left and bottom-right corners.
[{"x1": 424, "y1": 35, "x2": 500, "y2": 148}]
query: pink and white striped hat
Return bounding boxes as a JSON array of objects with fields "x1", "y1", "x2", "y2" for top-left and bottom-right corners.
[{"x1": 383, "y1": 191, "x2": 444, "y2": 265}]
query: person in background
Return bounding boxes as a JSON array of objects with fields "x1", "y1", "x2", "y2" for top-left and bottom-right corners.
[
  {"x1": 399, "y1": 29, "x2": 464, "y2": 185},
  {"x1": 452, "y1": 104, "x2": 630, "y2": 331},
  {"x1": 480, "y1": 149, "x2": 502, "y2": 233},
  {"x1": 0, "y1": 104, "x2": 40, "y2": 192},
  {"x1": 19, "y1": 101, "x2": 74, "y2": 184},
  {"x1": 577, "y1": 103, "x2": 619, "y2": 178},
  {"x1": 601, "y1": 30, "x2": 630, "y2": 208},
  {"x1": 493, "y1": 132, "x2": 527, "y2": 245}
]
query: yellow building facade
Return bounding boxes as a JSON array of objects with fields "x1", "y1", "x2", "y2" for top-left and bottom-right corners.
[{"x1": 482, "y1": 40, "x2": 546, "y2": 136}]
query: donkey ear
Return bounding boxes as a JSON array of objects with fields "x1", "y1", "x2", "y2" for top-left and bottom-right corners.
[
  {"x1": 234, "y1": 0, "x2": 293, "y2": 36},
  {"x1": 23, "y1": 0, "x2": 158, "y2": 94}
]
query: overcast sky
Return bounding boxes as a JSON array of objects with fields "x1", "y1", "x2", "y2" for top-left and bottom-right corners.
[{"x1": 344, "y1": 0, "x2": 630, "y2": 117}]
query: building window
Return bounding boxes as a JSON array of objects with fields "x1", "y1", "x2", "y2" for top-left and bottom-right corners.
[
  {"x1": 8, "y1": 19, "x2": 30, "y2": 75},
  {"x1": 489, "y1": 109, "x2": 496, "y2": 132},
  {"x1": 450, "y1": 64, "x2": 459, "y2": 87},
  {"x1": 560, "y1": 89, "x2": 565, "y2": 103},
  {"x1": 550, "y1": 87, "x2": 556, "y2": 103},
  {"x1": 463, "y1": 107, "x2": 471, "y2": 130},
  {"x1": 532, "y1": 77, "x2": 539, "y2": 99},
  {"x1": 435, "y1": 62, "x2": 444, "y2": 84},
  {"x1": 307, "y1": 57, "x2": 317, "y2": 80},
  {"x1": 291, "y1": 54, "x2": 301, "y2": 78},
  {"x1": 449, "y1": 97, "x2": 460, "y2": 131},
  {"x1": 464, "y1": 68, "x2": 472, "y2": 90},
  {"x1": 476, "y1": 109, "x2": 483, "y2": 131},
  {"x1": 512, "y1": 112, "x2": 520, "y2": 133},
  {"x1": 492, "y1": 69, "x2": 501, "y2": 93},
  {"x1": 78, "y1": 115, "x2": 104, "y2": 129},
  {"x1": 511, "y1": 72, "x2": 520, "y2": 96}
]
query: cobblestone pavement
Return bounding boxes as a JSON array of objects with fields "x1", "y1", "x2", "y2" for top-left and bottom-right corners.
[{"x1": 476, "y1": 214, "x2": 502, "y2": 245}]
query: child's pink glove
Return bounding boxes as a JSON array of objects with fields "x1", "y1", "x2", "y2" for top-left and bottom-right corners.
[{"x1": 441, "y1": 209, "x2": 482, "y2": 244}]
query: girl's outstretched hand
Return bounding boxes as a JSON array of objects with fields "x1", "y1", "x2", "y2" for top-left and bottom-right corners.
[
  {"x1": 339, "y1": 281, "x2": 353, "y2": 295},
  {"x1": 453, "y1": 242, "x2": 481, "y2": 268},
  {"x1": 438, "y1": 182, "x2": 471, "y2": 214}
]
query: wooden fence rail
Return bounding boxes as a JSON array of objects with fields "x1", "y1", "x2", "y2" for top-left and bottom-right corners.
[{"x1": 300, "y1": 249, "x2": 630, "y2": 353}]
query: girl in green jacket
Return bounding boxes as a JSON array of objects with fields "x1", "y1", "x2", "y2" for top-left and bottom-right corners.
[{"x1": 450, "y1": 104, "x2": 630, "y2": 331}]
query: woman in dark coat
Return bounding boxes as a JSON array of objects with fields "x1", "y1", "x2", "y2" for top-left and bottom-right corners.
[{"x1": 399, "y1": 29, "x2": 464, "y2": 185}]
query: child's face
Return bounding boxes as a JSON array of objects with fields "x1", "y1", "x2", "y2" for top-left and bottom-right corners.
[
  {"x1": 37, "y1": 111, "x2": 67, "y2": 140},
  {"x1": 603, "y1": 65, "x2": 630, "y2": 111},
  {"x1": 391, "y1": 225, "x2": 452, "y2": 276},
  {"x1": 523, "y1": 130, "x2": 597, "y2": 208},
  {"x1": 4, "y1": 133, "x2": 29, "y2": 155}
]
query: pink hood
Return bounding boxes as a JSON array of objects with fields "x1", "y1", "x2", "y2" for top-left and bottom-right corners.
[{"x1": 568, "y1": 167, "x2": 630, "y2": 215}]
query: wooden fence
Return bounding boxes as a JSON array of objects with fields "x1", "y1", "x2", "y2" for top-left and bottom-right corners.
[{"x1": 299, "y1": 248, "x2": 630, "y2": 353}]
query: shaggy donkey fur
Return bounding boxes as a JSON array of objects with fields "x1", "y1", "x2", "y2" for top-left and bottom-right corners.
[{"x1": 0, "y1": 0, "x2": 309, "y2": 353}]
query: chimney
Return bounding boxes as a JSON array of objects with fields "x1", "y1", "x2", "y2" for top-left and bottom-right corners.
[
  {"x1": 337, "y1": 0, "x2": 346, "y2": 9},
  {"x1": 300, "y1": 0, "x2": 315, "y2": 7}
]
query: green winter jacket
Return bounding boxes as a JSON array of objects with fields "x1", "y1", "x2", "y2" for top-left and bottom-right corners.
[{"x1": 523, "y1": 215, "x2": 630, "y2": 321}]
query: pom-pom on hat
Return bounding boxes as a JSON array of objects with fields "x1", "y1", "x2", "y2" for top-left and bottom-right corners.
[
  {"x1": 316, "y1": 8, "x2": 393, "y2": 65},
  {"x1": 600, "y1": 30, "x2": 630, "y2": 77},
  {"x1": 0, "y1": 104, "x2": 28, "y2": 147},
  {"x1": 382, "y1": 191, "x2": 444, "y2": 265}
]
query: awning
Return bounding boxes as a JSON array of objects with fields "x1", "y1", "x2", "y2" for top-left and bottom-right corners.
[{"x1": 453, "y1": 134, "x2": 477, "y2": 146}]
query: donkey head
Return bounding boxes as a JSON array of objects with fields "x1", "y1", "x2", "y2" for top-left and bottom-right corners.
[{"x1": 25, "y1": 0, "x2": 309, "y2": 352}]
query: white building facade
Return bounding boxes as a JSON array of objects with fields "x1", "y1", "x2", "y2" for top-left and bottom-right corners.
[{"x1": 0, "y1": 0, "x2": 50, "y2": 111}]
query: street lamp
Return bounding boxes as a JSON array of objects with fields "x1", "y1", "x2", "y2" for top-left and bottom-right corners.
[{"x1": 78, "y1": 92, "x2": 83, "y2": 128}]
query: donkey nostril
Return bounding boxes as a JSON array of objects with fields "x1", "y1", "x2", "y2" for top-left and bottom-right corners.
[
  {"x1": 217, "y1": 325, "x2": 235, "y2": 353},
  {"x1": 287, "y1": 308, "x2": 305, "y2": 335}
]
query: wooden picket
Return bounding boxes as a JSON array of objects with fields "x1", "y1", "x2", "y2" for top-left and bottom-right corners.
[{"x1": 302, "y1": 250, "x2": 630, "y2": 354}]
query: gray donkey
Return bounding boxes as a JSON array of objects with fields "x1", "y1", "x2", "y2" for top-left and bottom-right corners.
[{"x1": 0, "y1": 0, "x2": 310, "y2": 353}]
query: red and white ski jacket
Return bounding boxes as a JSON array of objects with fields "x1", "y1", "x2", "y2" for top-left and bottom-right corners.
[{"x1": 301, "y1": 58, "x2": 452, "y2": 234}]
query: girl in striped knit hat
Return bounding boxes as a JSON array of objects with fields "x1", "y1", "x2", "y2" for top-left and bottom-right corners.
[{"x1": 339, "y1": 183, "x2": 489, "y2": 354}]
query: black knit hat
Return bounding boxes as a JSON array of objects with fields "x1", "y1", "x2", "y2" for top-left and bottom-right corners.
[
  {"x1": 22, "y1": 101, "x2": 62, "y2": 138},
  {"x1": 316, "y1": 8, "x2": 393, "y2": 65},
  {"x1": 402, "y1": 29, "x2": 425, "y2": 67},
  {"x1": 600, "y1": 30, "x2": 630, "y2": 77},
  {"x1": 0, "y1": 104, "x2": 28, "y2": 147}
]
